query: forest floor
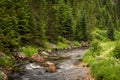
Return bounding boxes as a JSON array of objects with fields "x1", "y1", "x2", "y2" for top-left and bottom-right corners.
[{"x1": 9, "y1": 48, "x2": 94, "y2": 80}]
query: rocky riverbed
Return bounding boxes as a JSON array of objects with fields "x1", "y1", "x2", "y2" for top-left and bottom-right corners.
[{"x1": 9, "y1": 48, "x2": 93, "y2": 80}]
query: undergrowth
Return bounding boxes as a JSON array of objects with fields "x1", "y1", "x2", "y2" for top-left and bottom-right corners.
[
  {"x1": 21, "y1": 46, "x2": 38, "y2": 57},
  {"x1": 83, "y1": 30, "x2": 120, "y2": 80},
  {"x1": 83, "y1": 41, "x2": 120, "y2": 80}
]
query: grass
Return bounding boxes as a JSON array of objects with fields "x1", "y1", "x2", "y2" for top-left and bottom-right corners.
[
  {"x1": 0, "y1": 55, "x2": 15, "y2": 67},
  {"x1": 56, "y1": 42, "x2": 70, "y2": 50},
  {"x1": 72, "y1": 41, "x2": 81, "y2": 47},
  {"x1": 83, "y1": 41, "x2": 120, "y2": 80},
  {"x1": 21, "y1": 46, "x2": 38, "y2": 57}
]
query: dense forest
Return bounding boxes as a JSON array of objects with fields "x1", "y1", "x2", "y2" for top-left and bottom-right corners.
[
  {"x1": 0, "y1": 0, "x2": 120, "y2": 52},
  {"x1": 0, "y1": 0, "x2": 120, "y2": 80}
]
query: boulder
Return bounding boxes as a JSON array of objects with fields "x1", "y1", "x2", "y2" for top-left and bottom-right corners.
[
  {"x1": 85, "y1": 42, "x2": 89, "y2": 47},
  {"x1": 41, "y1": 51, "x2": 49, "y2": 57},
  {"x1": 18, "y1": 52, "x2": 27, "y2": 59},
  {"x1": 45, "y1": 61, "x2": 56, "y2": 72},
  {"x1": 75, "y1": 62, "x2": 89, "y2": 67},
  {"x1": 46, "y1": 50, "x2": 52, "y2": 53},
  {"x1": 0, "y1": 71, "x2": 8, "y2": 80},
  {"x1": 30, "y1": 54, "x2": 45, "y2": 62},
  {"x1": 81, "y1": 41, "x2": 89, "y2": 47},
  {"x1": 0, "y1": 52, "x2": 5, "y2": 56}
]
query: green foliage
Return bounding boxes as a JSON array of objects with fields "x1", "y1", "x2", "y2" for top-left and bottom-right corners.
[
  {"x1": 75, "y1": 10, "x2": 88, "y2": 41},
  {"x1": 107, "y1": 19, "x2": 115, "y2": 41},
  {"x1": 112, "y1": 41, "x2": 120, "y2": 59},
  {"x1": 0, "y1": 0, "x2": 30, "y2": 52},
  {"x1": 72, "y1": 41, "x2": 81, "y2": 47},
  {"x1": 0, "y1": 0, "x2": 119, "y2": 53},
  {"x1": 0, "y1": 55, "x2": 16, "y2": 67},
  {"x1": 84, "y1": 41, "x2": 120, "y2": 80},
  {"x1": 115, "y1": 30, "x2": 120, "y2": 40},
  {"x1": 0, "y1": 0, "x2": 120, "y2": 74},
  {"x1": 56, "y1": 36, "x2": 70, "y2": 50},
  {"x1": 56, "y1": 42, "x2": 69, "y2": 50},
  {"x1": 90, "y1": 40, "x2": 102, "y2": 53},
  {"x1": 94, "y1": 30, "x2": 108, "y2": 41},
  {"x1": 83, "y1": 50, "x2": 96, "y2": 65},
  {"x1": 91, "y1": 59, "x2": 120, "y2": 80},
  {"x1": 21, "y1": 46, "x2": 38, "y2": 57},
  {"x1": 0, "y1": 75, "x2": 3, "y2": 80}
]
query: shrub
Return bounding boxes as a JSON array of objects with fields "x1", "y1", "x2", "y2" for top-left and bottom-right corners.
[
  {"x1": 84, "y1": 41, "x2": 120, "y2": 80},
  {"x1": 112, "y1": 42, "x2": 120, "y2": 59},
  {"x1": 0, "y1": 75, "x2": 3, "y2": 80},
  {"x1": 94, "y1": 30, "x2": 108, "y2": 41},
  {"x1": 90, "y1": 40, "x2": 102, "y2": 56},
  {"x1": 21, "y1": 46, "x2": 38, "y2": 57},
  {"x1": 83, "y1": 50, "x2": 96, "y2": 65},
  {"x1": 91, "y1": 59, "x2": 120, "y2": 80},
  {"x1": 115, "y1": 31, "x2": 120, "y2": 40},
  {"x1": 56, "y1": 42, "x2": 69, "y2": 50},
  {"x1": 0, "y1": 55, "x2": 16, "y2": 67},
  {"x1": 73, "y1": 41, "x2": 81, "y2": 47},
  {"x1": 58, "y1": 36, "x2": 68, "y2": 44}
]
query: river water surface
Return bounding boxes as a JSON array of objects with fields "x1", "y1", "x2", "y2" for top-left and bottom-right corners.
[{"x1": 9, "y1": 48, "x2": 91, "y2": 80}]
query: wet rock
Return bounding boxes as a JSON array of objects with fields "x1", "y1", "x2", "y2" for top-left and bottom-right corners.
[
  {"x1": 46, "y1": 43, "x2": 58, "y2": 52},
  {"x1": 48, "y1": 56, "x2": 70, "y2": 61},
  {"x1": 9, "y1": 48, "x2": 90, "y2": 80},
  {"x1": 84, "y1": 75, "x2": 94, "y2": 80},
  {"x1": 30, "y1": 54, "x2": 45, "y2": 62},
  {"x1": 81, "y1": 41, "x2": 89, "y2": 47},
  {"x1": 46, "y1": 50, "x2": 52, "y2": 53},
  {"x1": 26, "y1": 63, "x2": 42, "y2": 70},
  {"x1": 45, "y1": 61, "x2": 56, "y2": 72},
  {"x1": 41, "y1": 51, "x2": 49, "y2": 58},
  {"x1": 0, "y1": 71, "x2": 8, "y2": 80},
  {"x1": 74, "y1": 62, "x2": 89, "y2": 67},
  {"x1": 0, "y1": 52, "x2": 5, "y2": 56},
  {"x1": 18, "y1": 52, "x2": 27, "y2": 59}
]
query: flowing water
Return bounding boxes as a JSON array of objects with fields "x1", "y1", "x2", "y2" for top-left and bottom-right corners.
[{"x1": 9, "y1": 48, "x2": 91, "y2": 80}]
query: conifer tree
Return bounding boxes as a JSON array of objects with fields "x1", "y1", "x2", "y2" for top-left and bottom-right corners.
[
  {"x1": 107, "y1": 19, "x2": 115, "y2": 41},
  {"x1": 75, "y1": 10, "x2": 88, "y2": 41}
]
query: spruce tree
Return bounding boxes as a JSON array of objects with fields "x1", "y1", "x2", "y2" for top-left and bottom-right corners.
[
  {"x1": 107, "y1": 20, "x2": 115, "y2": 41},
  {"x1": 75, "y1": 10, "x2": 88, "y2": 41}
]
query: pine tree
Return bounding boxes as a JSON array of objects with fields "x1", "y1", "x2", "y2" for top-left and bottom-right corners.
[
  {"x1": 75, "y1": 10, "x2": 88, "y2": 41},
  {"x1": 107, "y1": 19, "x2": 115, "y2": 41},
  {"x1": 63, "y1": 18, "x2": 73, "y2": 40}
]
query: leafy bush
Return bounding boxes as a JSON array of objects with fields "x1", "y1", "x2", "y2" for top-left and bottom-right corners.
[
  {"x1": 94, "y1": 30, "x2": 108, "y2": 41},
  {"x1": 84, "y1": 41, "x2": 120, "y2": 80},
  {"x1": 56, "y1": 42, "x2": 69, "y2": 50},
  {"x1": 91, "y1": 59, "x2": 120, "y2": 80},
  {"x1": 58, "y1": 36, "x2": 68, "y2": 44},
  {"x1": 83, "y1": 50, "x2": 96, "y2": 65},
  {"x1": 73, "y1": 41, "x2": 81, "y2": 47},
  {"x1": 112, "y1": 41, "x2": 120, "y2": 59},
  {"x1": 21, "y1": 46, "x2": 38, "y2": 57},
  {"x1": 90, "y1": 40, "x2": 102, "y2": 56},
  {"x1": 0, "y1": 75, "x2": 3, "y2": 80},
  {"x1": 0, "y1": 55, "x2": 15, "y2": 67},
  {"x1": 115, "y1": 31, "x2": 120, "y2": 40}
]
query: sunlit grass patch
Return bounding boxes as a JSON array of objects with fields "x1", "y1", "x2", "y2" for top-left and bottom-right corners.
[
  {"x1": 83, "y1": 41, "x2": 120, "y2": 80},
  {"x1": 72, "y1": 41, "x2": 81, "y2": 47},
  {"x1": 56, "y1": 42, "x2": 70, "y2": 50},
  {"x1": 21, "y1": 46, "x2": 38, "y2": 57}
]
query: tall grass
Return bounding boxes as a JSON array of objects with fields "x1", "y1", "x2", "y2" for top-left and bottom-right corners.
[
  {"x1": 83, "y1": 41, "x2": 120, "y2": 80},
  {"x1": 21, "y1": 46, "x2": 38, "y2": 57}
]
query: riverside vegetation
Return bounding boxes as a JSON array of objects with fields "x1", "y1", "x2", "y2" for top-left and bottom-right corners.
[{"x1": 0, "y1": 0, "x2": 120, "y2": 80}]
